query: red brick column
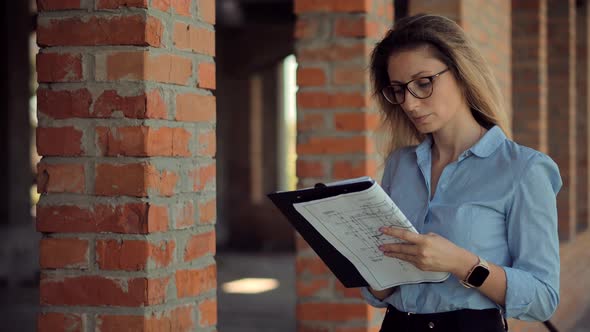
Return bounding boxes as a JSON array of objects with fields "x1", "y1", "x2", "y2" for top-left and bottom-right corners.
[
  {"x1": 460, "y1": 0, "x2": 512, "y2": 121},
  {"x1": 548, "y1": 0, "x2": 577, "y2": 242},
  {"x1": 512, "y1": 0, "x2": 548, "y2": 152},
  {"x1": 294, "y1": 0, "x2": 392, "y2": 330},
  {"x1": 35, "y1": 1, "x2": 217, "y2": 331},
  {"x1": 577, "y1": 1, "x2": 589, "y2": 233},
  {"x1": 410, "y1": 0, "x2": 512, "y2": 122},
  {"x1": 409, "y1": 1, "x2": 460, "y2": 22}
]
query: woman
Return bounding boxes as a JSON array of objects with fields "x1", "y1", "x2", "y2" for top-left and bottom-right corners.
[{"x1": 362, "y1": 14, "x2": 562, "y2": 332}]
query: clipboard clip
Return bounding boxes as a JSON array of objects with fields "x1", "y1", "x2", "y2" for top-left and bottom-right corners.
[
  {"x1": 295, "y1": 183, "x2": 327, "y2": 201},
  {"x1": 314, "y1": 182, "x2": 349, "y2": 193}
]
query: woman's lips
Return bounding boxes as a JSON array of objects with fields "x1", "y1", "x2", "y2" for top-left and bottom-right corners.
[{"x1": 412, "y1": 114, "x2": 431, "y2": 124}]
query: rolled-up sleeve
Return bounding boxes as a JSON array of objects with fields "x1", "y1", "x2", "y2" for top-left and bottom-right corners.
[{"x1": 503, "y1": 153, "x2": 562, "y2": 321}]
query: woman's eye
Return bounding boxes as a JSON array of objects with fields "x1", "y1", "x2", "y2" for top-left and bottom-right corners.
[{"x1": 416, "y1": 79, "x2": 431, "y2": 89}]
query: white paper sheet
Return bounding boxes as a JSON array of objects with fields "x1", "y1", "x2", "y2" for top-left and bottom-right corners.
[{"x1": 293, "y1": 181, "x2": 450, "y2": 290}]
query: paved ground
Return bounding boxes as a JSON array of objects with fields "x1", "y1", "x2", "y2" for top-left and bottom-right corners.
[
  {"x1": 0, "y1": 252, "x2": 588, "y2": 332},
  {"x1": 217, "y1": 252, "x2": 295, "y2": 332},
  {"x1": 0, "y1": 252, "x2": 296, "y2": 332}
]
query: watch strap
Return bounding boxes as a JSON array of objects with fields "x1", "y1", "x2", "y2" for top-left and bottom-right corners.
[
  {"x1": 478, "y1": 257, "x2": 489, "y2": 269},
  {"x1": 461, "y1": 256, "x2": 489, "y2": 288}
]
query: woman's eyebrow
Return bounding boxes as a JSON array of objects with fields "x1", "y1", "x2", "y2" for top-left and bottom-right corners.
[{"x1": 390, "y1": 70, "x2": 430, "y2": 84}]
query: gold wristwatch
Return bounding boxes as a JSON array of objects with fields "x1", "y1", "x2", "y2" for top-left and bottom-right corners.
[{"x1": 460, "y1": 256, "x2": 490, "y2": 288}]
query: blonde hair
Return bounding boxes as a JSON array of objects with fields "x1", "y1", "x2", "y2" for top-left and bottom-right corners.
[{"x1": 370, "y1": 14, "x2": 511, "y2": 157}]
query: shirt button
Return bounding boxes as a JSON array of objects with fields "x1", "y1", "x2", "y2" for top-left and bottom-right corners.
[{"x1": 428, "y1": 321, "x2": 435, "y2": 329}]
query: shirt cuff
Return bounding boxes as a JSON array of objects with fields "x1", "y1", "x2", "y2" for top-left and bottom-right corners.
[
  {"x1": 360, "y1": 287, "x2": 395, "y2": 308},
  {"x1": 502, "y1": 266, "x2": 535, "y2": 318}
]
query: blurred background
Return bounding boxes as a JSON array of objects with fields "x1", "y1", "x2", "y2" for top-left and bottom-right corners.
[{"x1": 1, "y1": 0, "x2": 590, "y2": 331}]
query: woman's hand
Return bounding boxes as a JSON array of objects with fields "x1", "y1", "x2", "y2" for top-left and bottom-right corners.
[{"x1": 378, "y1": 227, "x2": 477, "y2": 279}]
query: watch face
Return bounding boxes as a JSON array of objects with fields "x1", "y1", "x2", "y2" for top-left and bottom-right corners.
[{"x1": 467, "y1": 266, "x2": 490, "y2": 287}]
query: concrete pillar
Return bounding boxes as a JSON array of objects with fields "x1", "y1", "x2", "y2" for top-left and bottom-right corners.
[
  {"x1": 294, "y1": 0, "x2": 392, "y2": 330},
  {"x1": 35, "y1": 0, "x2": 217, "y2": 330}
]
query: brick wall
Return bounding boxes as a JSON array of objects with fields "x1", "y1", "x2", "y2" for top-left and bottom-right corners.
[
  {"x1": 410, "y1": 0, "x2": 512, "y2": 121},
  {"x1": 547, "y1": 0, "x2": 577, "y2": 242},
  {"x1": 294, "y1": 0, "x2": 392, "y2": 330},
  {"x1": 35, "y1": 1, "x2": 217, "y2": 331},
  {"x1": 577, "y1": 1, "x2": 589, "y2": 233},
  {"x1": 409, "y1": 0, "x2": 460, "y2": 22},
  {"x1": 460, "y1": 0, "x2": 512, "y2": 122},
  {"x1": 512, "y1": 0, "x2": 548, "y2": 153}
]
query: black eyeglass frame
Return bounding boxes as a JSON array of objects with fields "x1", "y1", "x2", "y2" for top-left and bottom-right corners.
[{"x1": 381, "y1": 67, "x2": 450, "y2": 105}]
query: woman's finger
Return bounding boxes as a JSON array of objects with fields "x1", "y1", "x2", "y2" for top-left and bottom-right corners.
[
  {"x1": 384, "y1": 252, "x2": 417, "y2": 265},
  {"x1": 379, "y1": 227, "x2": 424, "y2": 244},
  {"x1": 379, "y1": 243, "x2": 419, "y2": 255}
]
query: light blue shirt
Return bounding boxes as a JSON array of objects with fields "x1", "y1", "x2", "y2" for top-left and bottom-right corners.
[{"x1": 361, "y1": 125, "x2": 562, "y2": 321}]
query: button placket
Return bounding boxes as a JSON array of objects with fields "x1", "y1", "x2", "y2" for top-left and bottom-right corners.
[{"x1": 437, "y1": 163, "x2": 459, "y2": 194}]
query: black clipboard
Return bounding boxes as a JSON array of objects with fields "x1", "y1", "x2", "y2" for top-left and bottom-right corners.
[{"x1": 267, "y1": 178, "x2": 375, "y2": 288}]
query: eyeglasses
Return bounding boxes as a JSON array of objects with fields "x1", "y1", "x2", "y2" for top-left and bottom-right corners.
[{"x1": 381, "y1": 68, "x2": 450, "y2": 105}]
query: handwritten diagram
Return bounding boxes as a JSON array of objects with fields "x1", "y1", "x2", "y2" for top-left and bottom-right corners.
[
  {"x1": 294, "y1": 182, "x2": 449, "y2": 290},
  {"x1": 320, "y1": 198, "x2": 415, "y2": 266}
]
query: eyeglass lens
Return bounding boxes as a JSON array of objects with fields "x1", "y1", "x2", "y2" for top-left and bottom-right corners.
[{"x1": 383, "y1": 78, "x2": 433, "y2": 104}]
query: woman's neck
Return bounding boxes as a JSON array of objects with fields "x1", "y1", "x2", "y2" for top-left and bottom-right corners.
[{"x1": 431, "y1": 114, "x2": 484, "y2": 163}]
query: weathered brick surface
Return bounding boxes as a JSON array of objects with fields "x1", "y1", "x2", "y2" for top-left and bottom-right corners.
[
  {"x1": 294, "y1": 0, "x2": 391, "y2": 330},
  {"x1": 461, "y1": 0, "x2": 512, "y2": 121},
  {"x1": 96, "y1": 239, "x2": 176, "y2": 271},
  {"x1": 96, "y1": 0, "x2": 148, "y2": 9},
  {"x1": 36, "y1": 203, "x2": 169, "y2": 234},
  {"x1": 512, "y1": 0, "x2": 548, "y2": 153},
  {"x1": 175, "y1": 265, "x2": 217, "y2": 298},
  {"x1": 547, "y1": 0, "x2": 577, "y2": 242},
  {"x1": 38, "y1": 312, "x2": 85, "y2": 332},
  {"x1": 97, "y1": 305, "x2": 195, "y2": 332},
  {"x1": 576, "y1": 1, "x2": 589, "y2": 233},
  {"x1": 37, "y1": 15, "x2": 163, "y2": 46},
  {"x1": 36, "y1": 52, "x2": 83, "y2": 82},
  {"x1": 37, "y1": 0, "x2": 85, "y2": 11},
  {"x1": 36, "y1": 1, "x2": 216, "y2": 331},
  {"x1": 39, "y1": 238, "x2": 89, "y2": 269}
]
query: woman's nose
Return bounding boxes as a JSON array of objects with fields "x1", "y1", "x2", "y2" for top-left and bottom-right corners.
[{"x1": 401, "y1": 89, "x2": 420, "y2": 111}]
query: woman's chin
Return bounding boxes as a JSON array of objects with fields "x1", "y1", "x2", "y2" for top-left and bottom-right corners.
[{"x1": 414, "y1": 123, "x2": 435, "y2": 134}]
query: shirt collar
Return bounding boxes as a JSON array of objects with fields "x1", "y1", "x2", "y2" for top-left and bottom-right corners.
[
  {"x1": 469, "y1": 125, "x2": 506, "y2": 158},
  {"x1": 415, "y1": 125, "x2": 506, "y2": 162}
]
